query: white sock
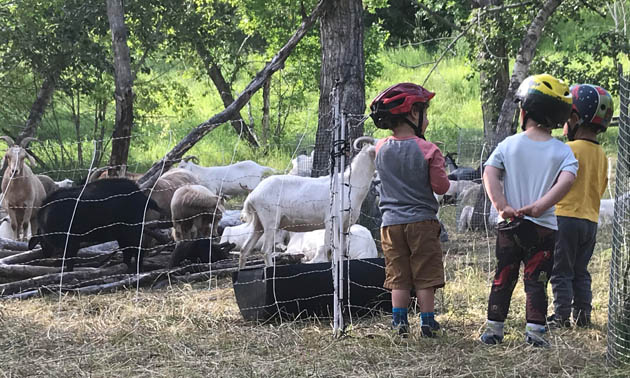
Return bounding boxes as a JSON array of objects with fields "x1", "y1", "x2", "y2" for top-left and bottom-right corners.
[
  {"x1": 486, "y1": 320, "x2": 504, "y2": 336},
  {"x1": 526, "y1": 323, "x2": 545, "y2": 333}
]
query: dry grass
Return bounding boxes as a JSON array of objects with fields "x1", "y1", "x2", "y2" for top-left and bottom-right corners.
[{"x1": 1, "y1": 227, "x2": 629, "y2": 377}]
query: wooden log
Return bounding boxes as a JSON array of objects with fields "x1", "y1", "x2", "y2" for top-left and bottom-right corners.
[
  {"x1": 0, "y1": 237, "x2": 29, "y2": 251},
  {"x1": 0, "y1": 263, "x2": 128, "y2": 296},
  {"x1": 0, "y1": 249, "x2": 43, "y2": 265},
  {"x1": 0, "y1": 250, "x2": 24, "y2": 258},
  {"x1": 0, "y1": 264, "x2": 63, "y2": 280}
]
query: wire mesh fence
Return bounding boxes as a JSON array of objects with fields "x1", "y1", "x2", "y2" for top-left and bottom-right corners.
[{"x1": 608, "y1": 66, "x2": 630, "y2": 366}]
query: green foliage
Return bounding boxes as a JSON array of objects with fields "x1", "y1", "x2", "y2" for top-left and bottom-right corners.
[
  {"x1": 532, "y1": 6, "x2": 628, "y2": 95},
  {"x1": 0, "y1": 1, "x2": 623, "y2": 177}
]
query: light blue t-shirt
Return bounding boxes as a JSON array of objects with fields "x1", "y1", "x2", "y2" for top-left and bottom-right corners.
[{"x1": 484, "y1": 132, "x2": 578, "y2": 230}]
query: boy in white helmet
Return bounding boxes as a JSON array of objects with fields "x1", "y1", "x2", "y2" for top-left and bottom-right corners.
[{"x1": 479, "y1": 74, "x2": 578, "y2": 347}]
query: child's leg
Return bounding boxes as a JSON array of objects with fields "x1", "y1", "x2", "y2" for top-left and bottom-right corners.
[
  {"x1": 487, "y1": 231, "x2": 522, "y2": 322},
  {"x1": 550, "y1": 216, "x2": 579, "y2": 322},
  {"x1": 572, "y1": 220, "x2": 597, "y2": 325},
  {"x1": 522, "y1": 225, "x2": 555, "y2": 326},
  {"x1": 416, "y1": 288, "x2": 434, "y2": 313},
  {"x1": 381, "y1": 225, "x2": 413, "y2": 331}
]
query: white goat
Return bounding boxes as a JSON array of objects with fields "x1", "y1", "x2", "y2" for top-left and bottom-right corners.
[
  {"x1": 0, "y1": 136, "x2": 46, "y2": 240},
  {"x1": 171, "y1": 184, "x2": 224, "y2": 242},
  {"x1": 598, "y1": 192, "x2": 630, "y2": 227},
  {"x1": 220, "y1": 222, "x2": 289, "y2": 252},
  {"x1": 285, "y1": 224, "x2": 378, "y2": 263},
  {"x1": 238, "y1": 136, "x2": 376, "y2": 268},
  {"x1": 177, "y1": 157, "x2": 276, "y2": 197},
  {"x1": 218, "y1": 209, "x2": 243, "y2": 235},
  {"x1": 458, "y1": 204, "x2": 499, "y2": 232},
  {"x1": 0, "y1": 216, "x2": 13, "y2": 239},
  {"x1": 443, "y1": 180, "x2": 479, "y2": 202},
  {"x1": 289, "y1": 151, "x2": 314, "y2": 176},
  {"x1": 55, "y1": 178, "x2": 74, "y2": 188}
]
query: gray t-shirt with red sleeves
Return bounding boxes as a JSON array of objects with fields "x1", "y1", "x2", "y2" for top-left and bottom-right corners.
[
  {"x1": 484, "y1": 132, "x2": 578, "y2": 230},
  {"x1": 375, "y1": 136, "x2": 450, "y2": 227}
]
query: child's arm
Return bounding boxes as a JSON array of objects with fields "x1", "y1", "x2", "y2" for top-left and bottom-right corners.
[
  {"x1": 518, "y1": 171, "x2": 576, "y2": 218},
  {"x1": 483, "y1": 166, "x2": 520, "y2": 220},
  {"x1": 429, "y1": 148, "x2": 450, "y2": 195}
]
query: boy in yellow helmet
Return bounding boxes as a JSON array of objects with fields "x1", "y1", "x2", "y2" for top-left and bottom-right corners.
[{"x1": 479, "y1": 74, "x2": 578, "y2": 347}]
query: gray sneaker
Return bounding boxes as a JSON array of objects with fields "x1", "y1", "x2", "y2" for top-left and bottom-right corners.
[
  {"x1": 480, "y1": 331, "x2": 503, "y2": 345},
  {"x1": 525, "y1": 330, "x2": 550, "y2": 348}
]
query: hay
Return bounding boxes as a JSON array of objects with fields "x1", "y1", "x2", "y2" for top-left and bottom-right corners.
[{"x1": 0, "y1": 226, "x2": 627, "y2": 377}]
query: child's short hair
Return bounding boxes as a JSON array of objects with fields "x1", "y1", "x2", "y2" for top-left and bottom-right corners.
[
  {"x1": 373, "y1": 102, "x2": 426, "y2": 130},
  {"x1": 580, "y1": 122, "x2": 606, "y2": 134}
]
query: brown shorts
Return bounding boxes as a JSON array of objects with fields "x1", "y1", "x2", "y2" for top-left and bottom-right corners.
[{"x1": 381, "y1": 220, "x2": 445, "y2": 290}]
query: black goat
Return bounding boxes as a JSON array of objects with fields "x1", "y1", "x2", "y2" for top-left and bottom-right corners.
[
  {"x1": 28, "y1": 178, "x2": 161, "y2": 272},
  {"x1": 444, "y1": 152, "x2": 482, "y2": 182},
  {"x1": 169, "y1": 240, "x2": 236, "y2": 268}
]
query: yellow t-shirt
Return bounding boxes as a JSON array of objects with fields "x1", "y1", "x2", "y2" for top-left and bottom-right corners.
[{"x1": 555, "y1": 139, "x2": 608, "y2": 223}]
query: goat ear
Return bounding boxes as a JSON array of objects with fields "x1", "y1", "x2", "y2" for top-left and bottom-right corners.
[
  {"x1": 26, "y1": 153, "x2": 37, "y2": 167},
  {"x1": 0, "y1": 155, "x2": 5, "y2": 170}
]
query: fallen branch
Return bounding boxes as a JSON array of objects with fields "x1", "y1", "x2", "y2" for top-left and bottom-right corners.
[
  {"x1": 0, "y1": 250, "x2": 25, "y2": 258},
  {"x1": 0, "y1": 264, "x2": 64, "y2": 280},
  {"x1": 0, "y1": 238, "x2": 29, "y2": 251},
  {"x1": 0, "y1": 249, "x2": 43, "y2": 265},
  {"x1": 0, "y1": 263, "x2": 128, "y2": 296}
]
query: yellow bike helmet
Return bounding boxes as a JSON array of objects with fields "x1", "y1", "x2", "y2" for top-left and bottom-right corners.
[{"x1": 515, "y1": 74, "x2": 572, "y2": 130}]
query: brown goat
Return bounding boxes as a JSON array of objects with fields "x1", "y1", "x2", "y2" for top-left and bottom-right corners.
[{"x1": 0, "y1": 136, "x2": 46, "y2": 240}]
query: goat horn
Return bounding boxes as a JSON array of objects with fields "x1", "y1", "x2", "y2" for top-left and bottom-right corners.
[
  {"x1": 353, "y1": 136, "x2": 376, "y2": 151},
  {"x1": 0, "y1": 136, "x2": 15, "y2": 146},
  {"x1": 19, "y1": 137, "x2": 39, "y2": 148},
  {"x1": 182, "y1": 155, "x2": 199, "y2": 164},
  {"x1": 87, "y1": 166, "x2": 108, "y2": 183}
]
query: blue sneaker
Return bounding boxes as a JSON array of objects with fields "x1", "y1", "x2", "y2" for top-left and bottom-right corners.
[
  {"x1": 392, "y1": 322, "x2": 409, "y2": 338},
  {"x1": 421, "y1": 319, "x2": 441, "y2": 338}
]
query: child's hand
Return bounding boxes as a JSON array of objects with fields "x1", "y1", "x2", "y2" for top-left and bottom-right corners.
[
  {"x1": 518, "y1": 203, "x2": 543, "y2": 218},
  {"x1": 499, "y1": 205, "x2": 521, "y2": 221}
]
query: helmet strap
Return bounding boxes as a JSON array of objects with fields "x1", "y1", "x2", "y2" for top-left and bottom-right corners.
[{"x1": 402, "y1": 117, "x2": 425, "y2": 139}]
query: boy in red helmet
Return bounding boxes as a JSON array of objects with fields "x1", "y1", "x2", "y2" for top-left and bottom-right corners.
[
  {"x1": 479, "y1": 74, "x2": 578, "y2": 347},
  {"x1": 548, "y1": 84, "x2": 614, "y2": 329},
  {"x1": 369, "y1": 83, "x2": 450, "y2": 338}
]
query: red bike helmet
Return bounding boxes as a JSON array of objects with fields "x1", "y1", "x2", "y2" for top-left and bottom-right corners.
[{"x1": 369, "y1": 83, "x2": 435, "y2": 129}]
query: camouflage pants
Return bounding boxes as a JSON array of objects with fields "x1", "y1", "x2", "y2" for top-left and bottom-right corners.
[{"x1": 487, "y1": 218, "x2": 556, "y2": 325}]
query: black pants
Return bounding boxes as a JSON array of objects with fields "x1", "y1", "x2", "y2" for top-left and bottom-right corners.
[
  {"x1": 550, "y1": 216, "x2": 597, "y2": 320},
  {"x1": 487, "y1": 219, "x2": 556, "y2": 325}
]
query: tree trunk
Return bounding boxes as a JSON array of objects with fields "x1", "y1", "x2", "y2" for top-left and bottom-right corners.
[
  {"x1": 72, "y1": 91, "x2": 83, "y2": 167},
  {"x1": 312, "y1": 0, "x2": 365, "y2": 177},
  {"x1": 137, "y1": 0, "x2": 326, "y2": 189},
  {"x1": 262, "y1": 77, "x2": 271, "y2": 147},
  {"x1": 197, "y1": 45, "x2": 260, "y2": 148},
  {"x1": 106, "y1": 0, "x2": 135, "y2": 178},
  {"x1": 16, "y1": 73, "x2": 59, "y2": 144},
  {"x1": 471, "y1": 0, "x2": 564, "y2": 229},
  {"x1": 492, "y1": 0, "x2": 564, "y2": 146}
]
